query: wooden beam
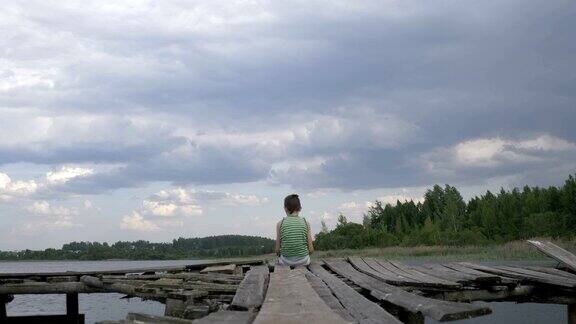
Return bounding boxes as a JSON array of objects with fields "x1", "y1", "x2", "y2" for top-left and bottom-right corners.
[
  {"x1": 230, "y1": 265, "x2": 269, "y2": 311},
  {"x1": 325, "y1": 259, "x2": 492, "y2": 322},
  {"x1": 527, "y1": 240, "x2": 576, "y2": 272},
  {"x1": 253, "y1": 267, "x2": 352, "y2": 324},
  {"x1": 193, "y1": 310, "x2": 256, "y2": 324},
  {"x1": 308, "y1": 262, "x2": 401, "y2": 324},
  {"x1": 304, "y1": 268, "x2": 356, "y2": 323},
  {"x1": 0, "y1": 282, "x2": 100, "y2": 295},
  {"x1": 66, "y1": 293, "x2": 79, "y2": 316},
  {"x1": 569, "y1": 304, "x2": 576, "y2": 324}
]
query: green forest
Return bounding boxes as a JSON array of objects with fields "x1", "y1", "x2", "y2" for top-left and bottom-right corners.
[
  {"x1": 0, "y1": 235, "x2": 274, "y2": 261},
  {"x1": 315, "y1": 174, "x2": 576, "y2": 250}
]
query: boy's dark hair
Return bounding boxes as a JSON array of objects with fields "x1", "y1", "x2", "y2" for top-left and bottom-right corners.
[{"x1": 284, "y1": 194, "x2": 302, "y2": 213}]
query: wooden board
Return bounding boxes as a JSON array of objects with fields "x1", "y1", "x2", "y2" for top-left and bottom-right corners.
[
  {"x1": 253, "y1": 267, "x2": 351, "y2": 324},
  {"x1": 324, "y1": 259, "x2": 491, "y2": 321},
  {"x1": 458, "y1": 262, "x2": 576, "y2": 288},
  {"x1": 194, "y1": 310, "x2": 256, "y2": 324},
  {"x1": 387, "y1": 260, "x2": 460, "y2": 288},
  {"x1": 349, "y1": 257, "x2": 414, "y2": 285},
  {"x1": 201, "y1": 264, "x2": 237, "y2": 274},
  {"x1": 527, "y1": 240, "x2": 576, "y2": 272},
  {"x1": 308, "y1": 262, "x2": 400, "y2": 324},
  {"x1": 361, "y1": 258, "x2": 422, "y2": 285},
  {"x1": 230, "y1": 265, "x2": 269, "y2": 310},
  {"x1": 443, "y1": 262, "x2": 512, "y2": 284}
]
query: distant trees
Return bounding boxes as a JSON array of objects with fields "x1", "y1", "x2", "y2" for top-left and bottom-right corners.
[
  {"x1": 315, "y1": 174, "x2": 576, "y2": 250},
  {"x1": 0, "y1": 235, "x2": 275, "y2": 261}
]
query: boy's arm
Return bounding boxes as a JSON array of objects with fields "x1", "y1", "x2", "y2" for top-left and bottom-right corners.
[
  {"x1": 275, "y1": 221, "x2": 281, "y2": 256},
  {"x1": 306, "y1": 221, "x2": 314, "y2": 255}
]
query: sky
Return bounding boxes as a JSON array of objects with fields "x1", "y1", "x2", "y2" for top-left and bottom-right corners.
[{"x1": 1, "y1": 0, "x2": 575, "y2": 250}]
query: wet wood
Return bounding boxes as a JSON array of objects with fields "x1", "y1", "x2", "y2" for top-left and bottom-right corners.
[
  {"x1": 528, "y1": 240, "x2": 576, "y2": 272},
  {"x1": 254, "y1": 267, "x2": 351, "y2": 324},
  {"x1": 309, "y1": 262, "x2": 400, "y2": 324},
  {"x1": 325, "y1": 259, "x2": 491, "y2": 321},
  {"x1": 230, "y1": 265, "x2": 269, "y2": 310}
]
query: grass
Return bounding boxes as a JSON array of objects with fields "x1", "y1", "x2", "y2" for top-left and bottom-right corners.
[{"x1": 310, "y1": 239, "x2": 576, "y2": 262}]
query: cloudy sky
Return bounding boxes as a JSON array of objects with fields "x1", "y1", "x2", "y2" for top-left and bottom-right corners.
[{"x1": 1, "y1": 0, "x2": 575, "y2": 250}]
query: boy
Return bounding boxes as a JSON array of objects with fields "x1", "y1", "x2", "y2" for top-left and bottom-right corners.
[{"x1": 275, "y1": 194, "x2": 314, "y2": 266}]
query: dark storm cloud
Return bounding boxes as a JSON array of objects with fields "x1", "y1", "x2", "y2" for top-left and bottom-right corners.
[{"x1": 1, "y1": 0, "x2": 575, "y2": 191}]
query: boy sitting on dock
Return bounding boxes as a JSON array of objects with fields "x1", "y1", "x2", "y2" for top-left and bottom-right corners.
[{"x1": 276, "y1": 194, "x2": 314, "y2": 266}]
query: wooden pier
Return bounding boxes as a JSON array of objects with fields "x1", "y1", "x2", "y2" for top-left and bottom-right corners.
[{"x1": 1, "y1": 240, "x2": 576, "y2": 323}]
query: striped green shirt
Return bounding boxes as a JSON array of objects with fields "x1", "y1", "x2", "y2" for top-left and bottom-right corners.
[{"x1": 280, "y1": 216, "x2": 309, "y2": 258}]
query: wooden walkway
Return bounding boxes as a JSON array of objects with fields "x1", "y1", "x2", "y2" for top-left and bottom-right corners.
[{"x1": 2, "y1": 240, "x2": 576, "y2": 323}]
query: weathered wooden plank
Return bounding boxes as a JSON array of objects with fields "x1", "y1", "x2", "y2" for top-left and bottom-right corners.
[
  {"x1": 325, "y1": 259, "x2": 491, "y2": 321},
  {"x1": 349, "y1": 257, "x2": 412, "y2": 285},
  {"x1": 425, "y1": 263, "x2": 501, "y2": 284},
  {"x1": 253, "y1": 267, "x2": 352, "y2": 324},
  {"x1": 526, "y1": 266, "x2": 576, "y2": 280},
  {"x1": 443, "y1": 262, "x2": 513, "y2": 284},
  {"x1": 201, "y1": 264, "x2": 237, "y2": 274},
  {"x1": 230, "y1": 265, "x2": 269, "y2": 311},
  {"x1": 362, "y1": 258, "x2": 421, "y2": 285},
  {"x1": 309, "y1": 262, "x2": 400, "y2": 324},
  {"x1": 527, "y1": 240, "x2": 576, "y2": 272},
  {"x1": 494, "y1": 265, "x2": 576, "y2": 287},
  {"x1": 416, "y1": 264, "x2": 478, "y2": 284},
  {"x1": 193, "y1": 310, "x2": 256, "y2": 324},
  {"x1": 0, "y1": 281, "x2": 100, "y2": 294},
  {"x1": 458, "y1": 263, "x2": 576, "y2": 288},
  {"x1": 304, "y1": 268, "x2": 357, "y2": 323},
  {"x1": 126, "y1": 312, "x2": 193, "y2": 323},
  {"x1": 387, "y1": 261, "x2": 461, "y2": 288}
]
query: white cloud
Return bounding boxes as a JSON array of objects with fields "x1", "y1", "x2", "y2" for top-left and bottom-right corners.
[
  {"x1": 120, "y1": 187, "x2": 268, "y2": 231},
  {"x1": 0, "y1": 166, "x2": 94, "y2": 202},
  {"x1": 17, "y1": 201, "x2": 79, "y2": 235},
  {"x1": 120, "y1": 212, "x2": 161, "y2": 232},
  {"x1": 425, "y1": 134, "x2": 576, "y2": 171},
  {"x1": 375, "y1": 194, "x2": 424, "y2": 206},
  {"x1": 46, "y1": 166, "x2": 94, "y2": 185}
]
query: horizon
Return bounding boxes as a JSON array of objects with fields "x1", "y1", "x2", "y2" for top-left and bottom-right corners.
[{"x1": 1, "y1": 0, "x2": 575, "y2": 250}]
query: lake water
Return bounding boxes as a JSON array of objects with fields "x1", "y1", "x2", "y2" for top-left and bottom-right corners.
[{"x1": 0, "y1": 260, "x2": 568, "y2": 324}]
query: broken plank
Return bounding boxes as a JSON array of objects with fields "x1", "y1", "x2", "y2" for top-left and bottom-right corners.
[
  {"x1": 527, "y1": 240, "x2": 576, "y2": 272},
  {"x1": 200, "y1": 264, "x2": 237, "y2": 274},
  {"x1": 304, "y1": 267, "x2": 356, "y2": 323},
  {"x1": 458, "y1": 263, "x2": 576, "y2": 288},
  {"x1": 230, "y1": 265, "x2": 269, "y2": 311},
  {"x1": 325, "y1": 259, "x2": 491, "y2": 322},
  {"x1": 309, "y1": 262, "x2": 400, "y2": 324},
  {"x1": 194, "y1": 310, "x2": 257, "y2": 324},
  {"x1": 443, "y1": 262, "x2": 510, "y2": 284},
  {"x1": 253, "y1": 267, "x2": 352, "y2": 324}
]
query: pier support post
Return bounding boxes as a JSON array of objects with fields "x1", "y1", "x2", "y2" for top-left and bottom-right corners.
[
  {"x1": 66, "y1": 292, "x2": 79, "y2": 316},
  {"x1": 0, "y1": 294, "x2": 14, "y2": 319},
  {"x1": 569, "y1": 304, "x2": 576, "y2": 324}
]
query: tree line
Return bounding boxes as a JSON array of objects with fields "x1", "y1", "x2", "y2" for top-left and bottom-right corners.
[
  {"x1": 315, "y1": 174, "x2": 576, "y2": 250},
  {"x1": 0, "y1": 235, "x2": 275, "y2": 261}
]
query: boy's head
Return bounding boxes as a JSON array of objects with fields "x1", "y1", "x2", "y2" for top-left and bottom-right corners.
[{"x1": 284, "y1": 194, "x2": 302, "y2": 214}]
